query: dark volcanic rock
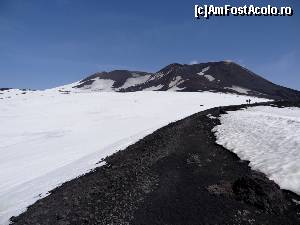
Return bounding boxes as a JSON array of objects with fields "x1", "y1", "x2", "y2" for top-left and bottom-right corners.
[
  {"x1": 72, "y1": 61, "x2": 300, "y2": 100},
  {"x1": 0, "y1": 88, "x2": 11, "y2": 91},
  {"x1": 10, "y1": 101, "x2": 300, "y2": 225},
  {"x1": 232, "y1": 172, "x2": 288, "y2": 214}
]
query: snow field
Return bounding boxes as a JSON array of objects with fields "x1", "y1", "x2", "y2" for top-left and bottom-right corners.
[
  {"x1": 0, "y1": 91, "x2": 267, "y2": 224},
  {"x1": 213, "y1": 106, "x2": 300, "y2": 195}
]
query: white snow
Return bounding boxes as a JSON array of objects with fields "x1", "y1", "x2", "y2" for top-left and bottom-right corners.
[
  {"x1": 119, "y1": 74, "x2": 151, "y2": 89},
  {"x1": 55, "y1": 80, "x2": 81, "y2": 92},
  {"x1": 197, "y1": 66, "x2": 215, "y2": 82},
  {"x1": 81, "y1": 78, "x2": 115, "y2": 91},
  {"x1": 168, "y1": 85, "x2": 184, "y2": 91},
  {"x1": 56, "y1": 78, "x2": 116, "y2": 92},
  {"x1": 131, "y1": 73, "x2": 142, "y2": 78},
  {"x1": 225, "y1": 85, "x2": 251, "y2": 94},
  {"x1": 0, "y1": 91, "x2": 267, "y2": 224},
  {"x1": 213, "y1": 106, "x2": 300, "y2": 195},
  {"x1": 167, "y1": 76, "x2": 185, "y2": 91},
  {"x1": 142, "y1": 84, "x2": 164, "y2": 91},
  {"x1": 293, "y1": 199, "x2": 300, "y2": 205},
  {"x1": 168, "y1": 76, "x2": 182, "y2": 88},
  {"x1": 56, "y1": 74, "x2": 152, "y2": 92},
  {"x1": 149, "y1": 72, "x2": 164, "y2": 81},
  {"x1": 224, "y1": 60, "x2": 233, "y2": 64},
  {"x1": 197, "y1": 66, "x2": 210, "y2": 76},
  {"x1": 207, "y1": 114, "x2": 217, "y2": 120},
  {"x1": 0, "y1": 89, "x2": 34, "y2": 99},
  {"x1": 204, "y1": 75, "x2": 215, "y2": 82}
]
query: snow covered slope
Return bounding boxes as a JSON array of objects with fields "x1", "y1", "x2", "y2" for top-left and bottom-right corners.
[
  {"x1": 71, "y1": 70, "x2": 152, "y2": 92},
  {"x1": 213, "y1": 106, "x2": 300, "y2": 195},
  {"x1": 0, "y1": 91, "x2": 267, "y2": 225}
]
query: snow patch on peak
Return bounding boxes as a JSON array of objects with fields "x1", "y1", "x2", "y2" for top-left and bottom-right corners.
[
  {"x1": 149, "y1": 72, "x2": 164, "y2": 81},
  {"x1": 204, "y1": 75, "x2": 215, "y2": 82},
  {"x1": 131, "y1": 73, "x2": 142, "y2": 78},
  {"x1": 224, "y1": 85, "x2": 251, "y2": 94},
  {"x1": 224, "y1": 60, "x2": 233, "y2": 64},
  {"x1": 143, "y1": 84, "x2": 164, "y2": 91},
  {"x1": 82, "y1": 78, "x2": 115, "y2": 92},
  {"x1": 168, "y1": 85, "x2": 184, "y2": 91},
  {"x1": 197, "y1": 66, "x2": 210, "y2": 76},
  {"x1": 120, "y1": 75, "x2": 151, "y2": 89},
  {"x1": 168, "y1": 76, "x2": 185, "y2": 91},
  {"x1": 168, "y1": 76, "x2": 182, "y2": 88},
  {"x1": 197, "y1": 66, "x2": 215, "y2": 82},
  {"x1": 156, "y1": 72, "x2": 165, "y2": 79}
]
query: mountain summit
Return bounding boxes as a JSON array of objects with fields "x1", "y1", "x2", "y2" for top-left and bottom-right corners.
[{"x1": 59, "y1": 61, "x2": 300, "y2": 100}]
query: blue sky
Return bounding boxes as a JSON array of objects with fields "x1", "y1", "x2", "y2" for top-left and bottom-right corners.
[{"x1": 0, "y1": 0, "x2": 299, "y2": 90}]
